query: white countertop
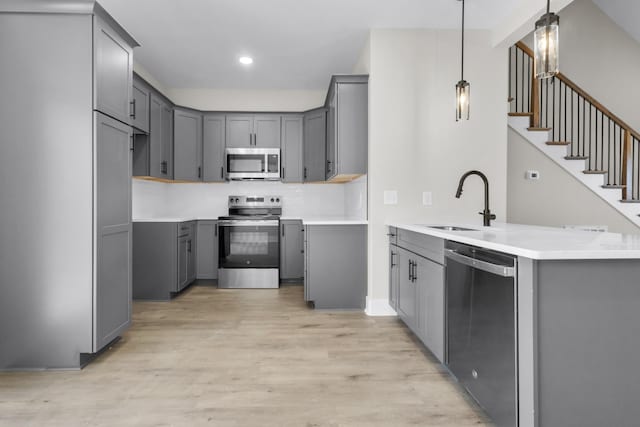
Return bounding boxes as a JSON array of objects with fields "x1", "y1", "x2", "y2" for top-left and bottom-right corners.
[
  {"x1": 133, "y1": 217, "x2": 368, "y2": 225},
  {"x1": 387, "y1": 222, "x2": 640, "y2": 260}
]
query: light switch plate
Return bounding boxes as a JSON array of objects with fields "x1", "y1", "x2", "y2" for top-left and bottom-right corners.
[
  {"x1": 384, "y1": 190, "x2": 398, "y2": 205},
  {"x1": 422, "y1": 191, "x2": 433, "y2": 206},
  {"x1": 525, "y1": 170, "x2": 540, "y2": 180}
]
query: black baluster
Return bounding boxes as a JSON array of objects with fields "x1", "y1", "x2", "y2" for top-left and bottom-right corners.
[
  {"x1": 521, "y1": 48, "x2": 525, "y2": 112},
  {"x1": 552, "y1": 78, "x2": 556, "y2": 140}
]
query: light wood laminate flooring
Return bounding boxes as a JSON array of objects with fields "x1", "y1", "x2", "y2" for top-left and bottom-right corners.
[{"x1": 0, "y1": 285, "x2": 488, "y2": 426}]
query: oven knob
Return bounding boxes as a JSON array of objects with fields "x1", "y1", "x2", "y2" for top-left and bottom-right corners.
[
  {"x1": 276, "y1": 198, "x2": 280, "y2": 203},
  {"x1": 270, "y1": 198, "x2": 274, "y2": 202},
  {"x1": 235, "y1": 198, "x2": 239, "y2": 203}
]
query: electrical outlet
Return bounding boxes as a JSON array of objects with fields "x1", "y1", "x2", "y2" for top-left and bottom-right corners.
[
  {"x1": 525, "y1": 170, "x2": 540, "y2": 180},
  {"x1": 422, "y1": 191, "x2": 433, "y2": 206},
  {"x1": 384, "y1": 190, "x2": 398, "y2": 205}
]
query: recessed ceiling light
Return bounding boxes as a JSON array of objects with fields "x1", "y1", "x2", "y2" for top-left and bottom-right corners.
[{"x1": 239, "y1": 56, "x2": 253, "y2": 65}]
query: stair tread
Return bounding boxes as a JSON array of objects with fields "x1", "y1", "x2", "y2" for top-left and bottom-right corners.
[
  {"x1": 620, "y1": 199, "x2": 640, "y2": 203},
  {"x1": 583, "y1": 170, "x2": 608, "y2": 174},
  {"x1": 527, "y1": 127, "x2": 552, "y2": 131},
  {"x1": 546, "y1": 141, "x2": 571, "y2": 146},
  {"x1": 602, "y1": 184, "x2": 626, "y2": 189},
  {"x1": 508, "y1": 112, "x2": 533, "y2": 117},
  {"x1": 565, "y1": 156, "x2": 589, "y2": 160}
]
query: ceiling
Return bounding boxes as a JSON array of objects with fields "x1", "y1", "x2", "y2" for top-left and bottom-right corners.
[
  {"x1": 100, "y1": 0, "x2": 525, "y2": 91},
  {"x1": 593, "y1": 0, "x2": 640, "y2": 45}
]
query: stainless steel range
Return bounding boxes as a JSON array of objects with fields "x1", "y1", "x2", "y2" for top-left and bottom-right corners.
[{"x1": 218, "y1": 195, "x2": 282, "y2": 289}]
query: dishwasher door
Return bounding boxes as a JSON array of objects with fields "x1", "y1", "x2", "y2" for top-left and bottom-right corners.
[{"x1": 445, "y1": 241, "x2": 518, "y2": 427}]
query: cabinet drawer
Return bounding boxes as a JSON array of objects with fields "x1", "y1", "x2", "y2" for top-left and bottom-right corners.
[{"x1": 397, "y1": 229, "x2": 444, "y2": 264}]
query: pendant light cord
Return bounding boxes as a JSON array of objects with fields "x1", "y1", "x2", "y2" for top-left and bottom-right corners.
[
  {"x1": 461, "y1": 0, "x2": 465, "y2": 81},
  {"x1": 546, "y1": 0, "x2": 550, "y2": 15}
]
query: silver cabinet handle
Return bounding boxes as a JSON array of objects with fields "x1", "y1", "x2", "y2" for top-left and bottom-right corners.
[
  {"x1": 130, "y1": 99, "x2": 136, "y2": 119},
  {"x1": 445, "y1": 249, "x2": 516, "y2": 277}
]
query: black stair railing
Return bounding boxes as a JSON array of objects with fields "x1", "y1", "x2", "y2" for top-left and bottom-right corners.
[{"x1": 509, "y1": 42, "x2": 640, "y2": 201}]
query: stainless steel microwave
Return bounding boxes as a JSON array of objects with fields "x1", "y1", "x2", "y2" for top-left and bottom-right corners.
[{"x1": 225, "y1": 148, "x2": 280, "y2": 180}]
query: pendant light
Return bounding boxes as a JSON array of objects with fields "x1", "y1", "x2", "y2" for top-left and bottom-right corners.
[
  {"x1": 455, "y1": 0, "x2": 470, "y2": 121},
  {"x1": 534, "y1": 0, "x2": 559, "y2": 79}
]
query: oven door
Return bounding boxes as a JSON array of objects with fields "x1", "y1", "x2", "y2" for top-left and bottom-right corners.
[{"x1": 218, "y1": 220, "x2": 280, "y2": 268}]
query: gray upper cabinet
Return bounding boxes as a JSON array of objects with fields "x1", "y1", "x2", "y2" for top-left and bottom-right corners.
[
  {"x1": 94, "y1": 13, "x2": 133, "y2": 125},
  {"x1": 174, "y1": 108, "x2": 203, "y2": 181},
  {"x1": 131, "y1": 76, "x2": 150, "y2": 133},
  {"x1": 226, "y1": 115, "x2": 253, "y2": 148},
  {"x1": 281, "y1": 115, "x2": 304, "y2": 183},
  {"x1": 196, "y1": 220, "x2": 218, "y2": 280},
  {"x1": 254, "y1": 115, "x2": 281, "y2": 148},
  {"x1": 303, "y1": 108, "x2": 327, "y2": 182},
  {"x1": 203, "y1": 114, "x2": 226, "y2": 182},
  {"x1": 280, "y1": 220, "x2": 304, "y2": 280},
  {"x1": 148, "y1": 93, "x2": 173, "y2": 179},
  {"x1": 226, "y1": 114, "x2": 281, "y2": 148},
  {"x1": 325, "y1": 75, "x2": 368, "y2": 181},
  {"x1": 94, "y1": 111, "x2": 132, "y2": 352}
]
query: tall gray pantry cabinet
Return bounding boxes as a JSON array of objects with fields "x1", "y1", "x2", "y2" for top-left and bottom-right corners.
[{"x1": 0, "y1": 2, "x2": 138, "y2": 370}]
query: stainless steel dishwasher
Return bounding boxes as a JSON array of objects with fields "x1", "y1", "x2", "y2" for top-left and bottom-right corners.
[{"x1": 445, "y1": 241, "x2": 518, "y2": 427}]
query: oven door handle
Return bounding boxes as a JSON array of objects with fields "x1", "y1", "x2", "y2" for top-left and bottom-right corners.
[
  {"x1": 445, "y1": 249, "x2": 516, "y2": 278},
  {"x1": 218, "y1": 220, "x2": 280, "y2": 227}
]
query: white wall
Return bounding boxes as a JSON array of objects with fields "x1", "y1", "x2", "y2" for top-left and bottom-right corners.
[
  {"x1": 165, "y1": 88, "x2": 326, "y2": 112},
  {"x1": 132, "y1": 179, "x2": 367, "y2": 220},
  {"x1": 507, "y1": 128, "x2": 639, "y2": 233},
  {"x1": 367, "y1": 29, "x2": 508, "y2": 304}
]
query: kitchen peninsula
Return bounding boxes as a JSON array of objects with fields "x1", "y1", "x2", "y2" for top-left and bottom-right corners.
[{"x1": 388, "y1": 222, "x2": 640, "y2": 427}]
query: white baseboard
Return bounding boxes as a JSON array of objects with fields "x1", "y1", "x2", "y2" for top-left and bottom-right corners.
[{"x1": 365, "y1": 298, "x2": 397, "y2": 316}]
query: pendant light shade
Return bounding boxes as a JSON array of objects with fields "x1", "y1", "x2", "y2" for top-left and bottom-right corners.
[
  {"x1": 455, "y1": 0, "x2": 470, "y2": 121},
  {"x1": 456, "y1": 80, "x2": 470, "y2": 121},
  {"x1": 534, "y1": 0, "x2": 559, "y2": 79}
]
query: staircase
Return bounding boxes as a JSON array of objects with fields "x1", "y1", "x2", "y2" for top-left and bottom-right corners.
[{"x1": 508, "y1": 42, "x2": 640, "y2": 227}]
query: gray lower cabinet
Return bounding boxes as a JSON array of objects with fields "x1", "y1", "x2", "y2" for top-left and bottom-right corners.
[
  {"x1": 325, "y1": 75, "x2": 368, "y2": 181},
  {"x1": 95, "y1": 111, "x2": 132, "y2": 352},
  {"x1": 303, "y1": 108, "x2": 327, "y2": 182},
  {"x1": 174, "y1": 108, "x2": 203, "y2": 181},
  {"x1": 281, "y1": 115, "x2": 303, "y2": 183},
  {"x1": 196, "y1": 220, "x2": 219, "y2": 280},
  {"x1": 280, "y1": 220, "x2": 304, "y2": 280},
  {"x1": 133, "y1": 221, "x2": 197, "y2": 300},
  {"x1": 304, "y1": 224, "x2": 367, "y2": 309},
  {"x1": 131, "y1": 75, "x2": 150, "y2": 133},
  {"x1": 203, "y1": 114, "x2": 226, "y2": 182},
  {"x1": 389, "y1": 244, "x2": 399, "y2": 311},
  {"x1": 393, "y1": 228, "x2": 445, "y2": 362}
]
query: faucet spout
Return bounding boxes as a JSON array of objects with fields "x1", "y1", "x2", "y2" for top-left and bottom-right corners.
[{"x1": 455, "y1": 170, "x2": 496, "y2": 227}]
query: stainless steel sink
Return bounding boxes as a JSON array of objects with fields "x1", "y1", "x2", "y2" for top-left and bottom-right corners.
[{"x1": 422, "y1": 225, "x2": 478, "y2": 232}]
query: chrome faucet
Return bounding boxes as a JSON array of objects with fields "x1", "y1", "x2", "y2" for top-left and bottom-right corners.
[{"x1": 455, "y1": 170, "x2": 496, "y2": 227}]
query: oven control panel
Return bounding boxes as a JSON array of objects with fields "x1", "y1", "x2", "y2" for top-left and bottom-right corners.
[{"x1": 228, "y1": 195, "x2": 282, "y2": 208}]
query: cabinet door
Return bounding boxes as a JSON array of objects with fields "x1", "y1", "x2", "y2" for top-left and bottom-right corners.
[
  {"x1": 161, "y1": 104, "x2": 174, "y2": 179},
  {"x1": 416, "y1": 256, "x2": 445, "y2": 362},
  {"x1": 149, "y1": 94, "x2": 163, "y2": 178},
  {"x1": 303, "y1": 109, "x2": 327, "y2": 182},
  {"x1": 336, "y1": 82, "x2": 368, "y2": 177},
  {"x1": 94, "y1": 15, "x2": 133, "y2": 125},
  {"x1": 196, "y1": 221, "x2": 218, "y2": 279},
  {"x1": 397, "y1": 249, "x2": 417, "y2": 331},
  {"x1": 174, "y1": 109, "x2": 202, "y2": 181},
  {"x1": 280, "y1": 220, "x2": 304, "y2": 279},
  {"x1": 254, "y1": 115, "x2": 281, "y2": 148},
  {"x1": 187, "y1": 237, "x2": 196, "y2": 283},
  {"x1": 226, "y1": 115, "x2": 253, "y2": 148},
  {"x1": 203, "y1": 114, "x2": 226, "y2": 182},
  {"x1": 326, "y1": 86, "x2": 337, "y2": 179},
  {"x1": 94, "y1": 112, "x2": 131, "y2": 352},
  {"x1": 281, "y1": 115, "x2": 303, "y2": 183},
  {"x1": 177, "y1": 236, "x2": 189, "y2": 291},
  {"x1": 389, "y1": 245, "x2": 399, "y2": 310},
  {"x1": 303, "y1": 227, "x2": 310, "y2": 301},
  {"x1": 131, "y1": 78, "x2": 150, "y2": 133}
]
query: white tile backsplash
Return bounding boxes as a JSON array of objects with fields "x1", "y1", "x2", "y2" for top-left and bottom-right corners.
[{"x1": 133, "y1": 178, "x2": 367, "y2": 220}]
